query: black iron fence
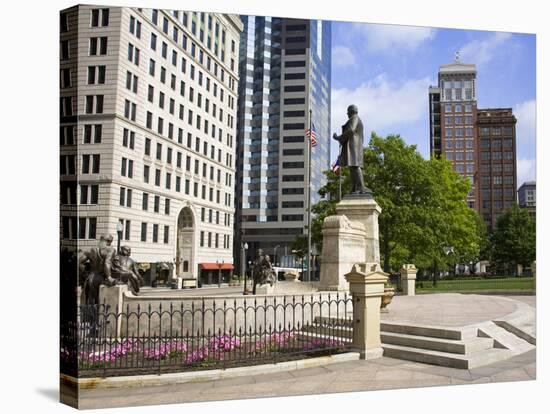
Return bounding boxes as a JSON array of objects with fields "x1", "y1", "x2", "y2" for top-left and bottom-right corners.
[{"x1": 61, "y1": 294, "x2": 353, "y2": 378}]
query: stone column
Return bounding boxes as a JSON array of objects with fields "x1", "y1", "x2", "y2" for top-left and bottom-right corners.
[
  {"x1": 319, "y1": 215, "x2": 366, "y2": 291},
  {"x1": 344, "y1": 262, "x2": 388, "y2": 359},
  {"x1": 400, "y1": 264, "x2": 417, "y2": 296},
  {"x1": 98, "y1": 285, "x2": 128, "y2": 338},
  {"x1": 336, "y1": 197, "x2": 381, "y2": 264}
]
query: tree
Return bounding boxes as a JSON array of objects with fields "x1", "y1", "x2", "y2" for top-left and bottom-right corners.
[
  {"x1": 490, "y1": 204, "x2": 536, "y2": 275},
  {"x1": 310, "y1": 133, "x2": 481, "y2": 276}
]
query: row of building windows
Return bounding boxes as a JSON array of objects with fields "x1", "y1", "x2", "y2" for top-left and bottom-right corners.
[
  {"x1": 444, "y1": 104, "x2": 473, "y2": 113},
  {"x1": 480, "y1": 151, "x2": 515, "y2": 160},
  {"x1": 60, "y1": 154, "x2": 101, "y2": 175},
  {"x1": 141, "y1": 162, "x2": 232, "y2": 207},
  {"x1": 481, "y1": 189, "x2": 516, "y2": 199},
  {"x1": 445, "y1": 139, "x2": 474, "y2": 149},
  {"x1": 444, "y1": 128, "x2": 474, "y2": 137},
  {"x1": 145, "y1": 10, "x2": 237, "y2": 91},
  {"x1": 480, "y1": 163, "x2": 515, "y2": 173},
  {"x1": 444, "y1": 116, "x2": 474, "y2": 125},
  {"x1": 480, "y1": 139, "x2": 514, "y2": 149},
  {"x1": 479, "y1": 127, "x2": 514, "y2": 136},
  {"x1": 199, "y1": 231, "x2": 231, "y2": 249},
  {"x1": 481, "y1": 175, "x2": 516, "y2": 185},
  {"x1": 446, "y1": 153, "x2": 475, "y2": 162},
  {"x1": 62, "y1": 216, "x2": 97, "y2": 240},
  {"x1": 143, "y1": 136, "x2": 233, "y2": 186}
]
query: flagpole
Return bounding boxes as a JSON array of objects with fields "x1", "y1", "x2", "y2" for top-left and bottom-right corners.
[
  {"x1": 307, "y1": 108, "x2": 313, "y2": 283},
  {"x1": 338, "y1": 163, "x2": 342, "y2": 201}
]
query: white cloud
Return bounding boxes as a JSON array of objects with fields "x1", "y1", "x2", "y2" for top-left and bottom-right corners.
[
  {"x1": 517, "y1": 158, "x2": 536, "y2": 186},
  {"x1": 332, "y1": 46, "x2": 356, "y2": 68},
  {"x1": 331, "y1": 74, "x2": 433, "y2": 137},
  {"x1": 514, "y1": 99, "x2": 536, "y2": 146},
  {"x1": 352, "y1": 23, "x2": 436, "y2": 54},
  {"x1": 459, "y1": 32, "x2": 512, "y2": 66}
]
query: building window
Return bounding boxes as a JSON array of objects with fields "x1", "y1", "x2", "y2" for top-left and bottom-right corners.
[
  {"x1": 153, "y1": 224, "x2": 159, "y2": 243},
  {"x1": 143, "y1": 165, "x2": 150, "y2": 183},
  {"x1": 154, "y1": 195, "x2": 160, "y2": 213},
  {"x1": 89, "y1": 37, "x2": 108, "y2": 55},
  {"x1": 91, "y1": 8, "x2": 109, "y2": 27},
  {"x1": 141, "y1": 222, "x2": 147, "y2": 242},
  {"x1": 129, "y1": 16, "x2": 141, "y2": 38},
  {"x1": 163, "y1": 226, "x2": 169, "y2": 244},
  {"x1": 142, "y1": 193, "x2": 149, "y2": 211}
]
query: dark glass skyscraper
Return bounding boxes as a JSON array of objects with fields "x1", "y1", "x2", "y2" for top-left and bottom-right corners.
[{"x1": 235, "y1": 16, "x2": 331, "y2": 268}]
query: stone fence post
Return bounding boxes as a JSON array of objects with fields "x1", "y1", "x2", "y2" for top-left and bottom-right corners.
[
  {"x1": 99, "y1": 285, "x2": 128, "y2": 338},
  {"x1": 400, "y1": 264, "x2": 418, "y2": 296},
  {"x1": 344, "y1": 262, "x2": 388, "y2": 359}
]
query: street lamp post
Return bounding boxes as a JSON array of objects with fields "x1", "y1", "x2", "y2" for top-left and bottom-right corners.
[
  {"x1": 273, "y1": 245, "x2": 280, "y2": 267},
  {"x1": 116, "y1": 221, "x2": 124, "y2": 254},
  {"x1": 242, "y1": 242, "x2": 249, "y2": 295},
  {"x1": 216, "y1": 259, "x2": 224, "y2": 288}
]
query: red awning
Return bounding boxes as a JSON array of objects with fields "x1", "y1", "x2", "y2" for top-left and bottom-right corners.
[{"x1": 200, "y1": 263, "x2": 234, "y2": 270}]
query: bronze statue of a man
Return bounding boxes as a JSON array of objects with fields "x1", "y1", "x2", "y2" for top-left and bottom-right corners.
[
  {"x1": 79, "y1": 234, "x2": 117, "y2": 304},
  {"x1": 111, "y1": 246, "x2": 143, "y2": 295},
  {"x1": 332, "y1": 104, "x2": 372, "y2": 196}
]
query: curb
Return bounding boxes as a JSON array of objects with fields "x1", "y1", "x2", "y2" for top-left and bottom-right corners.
[{"x1": 61, "y1": 352, "x2": 361, "y2": 390}]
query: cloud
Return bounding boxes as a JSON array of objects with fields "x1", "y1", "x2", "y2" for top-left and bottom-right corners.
[
  {"x1": 514, "y1": 99, "x2": 536, "y2": 146},
  {"x1": 517, "y1": 158, "x2": 536, "y2": 186},
  {"x1": 331, "y1": 74, "x2": 433, "y2": 137},
  {"x1": 332, "y1": 46, "x2": 356, "y2": 68},
  {"x1": 459, "y1": 32, "x2": 512, "y2": 67},
  {"x1": 351, "y1": 23, "x2": 436, "y2": 54}
]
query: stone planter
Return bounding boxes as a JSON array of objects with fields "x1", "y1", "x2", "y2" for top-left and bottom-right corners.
[{"x1": 380, "y1": 287, "x2": 395, "y2": 312}]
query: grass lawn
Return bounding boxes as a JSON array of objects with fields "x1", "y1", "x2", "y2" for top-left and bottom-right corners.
[{"x1": 413, "y1": 277, "x2": 536, "y2": 293}]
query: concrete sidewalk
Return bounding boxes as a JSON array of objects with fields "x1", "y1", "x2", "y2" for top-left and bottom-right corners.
[{"x1": 75, "y1": 349, "x2": 535, "y2": 409}]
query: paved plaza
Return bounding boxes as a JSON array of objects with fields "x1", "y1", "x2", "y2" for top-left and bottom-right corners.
[
  {"x1": 71, "y1": 294, "x2": 536, "y2": 409},
  {"x1": 75, "y1": 348, "x2": 535, "y2": 409}
]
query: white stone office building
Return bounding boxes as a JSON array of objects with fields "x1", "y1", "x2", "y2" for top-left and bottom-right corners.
[{"x1": 60, "y1": 6, "x2": 243, "y2": 286}]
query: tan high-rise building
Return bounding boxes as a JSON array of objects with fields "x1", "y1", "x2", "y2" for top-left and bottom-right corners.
[
  {"x1": 429, "y1": 57, "x2": 478, "y2": 209},
  {"x1": 60, "y1": 6, "x2": 243, "y2": 286}
]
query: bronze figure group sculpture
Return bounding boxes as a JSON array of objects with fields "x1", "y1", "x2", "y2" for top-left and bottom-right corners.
[
  {"x1": 250, "y1": 249, "x2": 277, "y2": 294},
  {"x1": 79, "y1": 235, "x2": 144, "y2": 304}
]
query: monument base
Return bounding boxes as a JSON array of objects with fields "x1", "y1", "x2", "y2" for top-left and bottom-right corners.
[{"x1": 319, "y1": 215, "x2": 366, "y2": 291}]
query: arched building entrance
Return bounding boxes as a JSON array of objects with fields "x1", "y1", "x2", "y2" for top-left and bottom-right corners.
[{"x1": 176, "y1": 206, "x2": 195, "y2": 278}]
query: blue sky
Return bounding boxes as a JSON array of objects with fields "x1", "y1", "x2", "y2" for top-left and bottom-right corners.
[{"x1": 329, "y1": 22, "x2": 536, "y2": 186}]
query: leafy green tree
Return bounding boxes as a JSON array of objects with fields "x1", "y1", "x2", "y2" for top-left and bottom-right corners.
[
  {"x1": 490, "y1": 204, "x2": 536, "y2": 275},
  {"x1": 310, "y1": 133, "x2": 481, "y2": 277}
]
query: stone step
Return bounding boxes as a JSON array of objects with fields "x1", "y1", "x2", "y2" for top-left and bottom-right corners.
[
  {"x1": 381, "y1": 332, "x2": 494, "y2": 355},
  {"x1": 493, "y1": 320, "x2": 536, "y2": 345},
  {"x1": 477, "y1": 322, "x2": 535, "y2": 355},
  {"x1": 380, "y1": 322, "x2": 477, "y2": 340},
  {"x1": 382, "y1": 343, "x2": 511, "y2": 369}
]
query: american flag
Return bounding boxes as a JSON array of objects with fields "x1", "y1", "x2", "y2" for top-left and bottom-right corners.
[
  {"x1": 332, "y1": 157, "x2": 340, "y2": 173},
  {"x1": 305, "y1": 123, "x2": 317, "y2": 147}
]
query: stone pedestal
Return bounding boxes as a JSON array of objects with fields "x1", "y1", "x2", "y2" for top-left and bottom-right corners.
[
  {"x1": 336, "y1": 196, "x2": 381, "y2": 264},
  {"x1": 344, "y1": 262, "x2": 388, "y2": 359},
  {"x1": 400, "y1": 264, "x2": 418, "y2": 296},
  {"x1": 98, "y1": 285, "x2": 128, "y2": 338},
  {"x1": 319, "y1": 215, "x2": 366, "y2": 291}
]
